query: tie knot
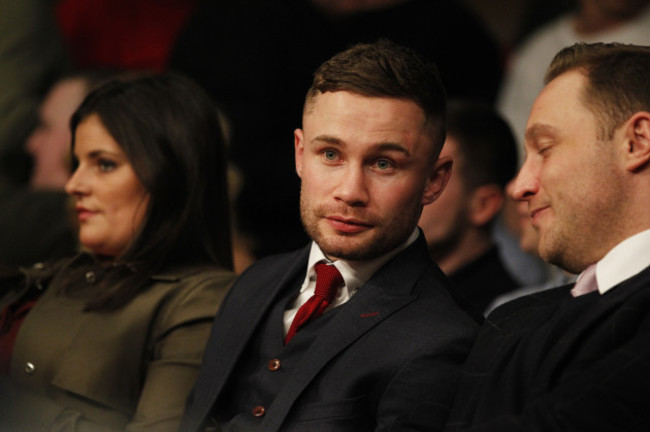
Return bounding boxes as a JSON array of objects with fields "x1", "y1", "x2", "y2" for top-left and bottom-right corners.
[{"x1": 314, "y1": 262, "x2": 344, "y2": 301}]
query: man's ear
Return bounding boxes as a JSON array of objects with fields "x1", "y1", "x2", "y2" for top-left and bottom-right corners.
[
  {"x1": 468, "y1": 184, "x2": 504, "y2": 227},
  {"x1": 294, "y1": 128, "x2": 304, "y2": 178},
  {"x1": 624, "y1": 112, "x2": 650, "y2": 172},
  {"x1": 422, "y1": 156, "x2": 452, "y2": 205}
]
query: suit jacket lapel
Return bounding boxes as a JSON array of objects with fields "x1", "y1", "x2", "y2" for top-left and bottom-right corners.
[
  {"x1": 190, "y1": 246, "x2": 311, "y2": 426},
  {"x1": 260, "y1": 236, "x2": 432, "y2": 431}
]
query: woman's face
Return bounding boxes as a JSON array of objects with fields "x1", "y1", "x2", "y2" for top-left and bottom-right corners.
[{"x1": 65, "y1": 114, "x2": 150, "y2": 258}]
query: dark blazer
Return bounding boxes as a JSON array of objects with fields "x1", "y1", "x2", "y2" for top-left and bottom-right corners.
[
  {"x1": 180, "y1": 234, "x2": 479, "y2": 432},
  {"x1": 445, "y1": 263, "x2": 650, "y2": 432}
]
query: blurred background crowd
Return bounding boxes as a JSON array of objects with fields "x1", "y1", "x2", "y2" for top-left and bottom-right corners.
[{"x1": 1, "y1": 0, "x2": 648, "y2": 309}]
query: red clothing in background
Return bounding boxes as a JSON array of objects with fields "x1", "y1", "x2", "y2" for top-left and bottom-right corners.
[{"x1": 55, "y1": 0, "x2": 197, "y2": 71}]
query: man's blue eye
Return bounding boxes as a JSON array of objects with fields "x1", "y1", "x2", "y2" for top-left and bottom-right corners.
[
  {"x1": 324, "y1": 150, "x2": 336, "y2": 160},
  {"x1": 376, "y1": 159, "x2": 392, "y2": 169}
]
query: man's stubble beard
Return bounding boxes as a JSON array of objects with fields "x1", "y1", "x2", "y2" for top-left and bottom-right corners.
[{"x1": 299, "y1": 190, "x2": 420, "y2": 261}]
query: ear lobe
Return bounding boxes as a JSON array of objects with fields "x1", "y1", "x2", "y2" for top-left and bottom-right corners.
[
  {"x1": 624, "y1": 112, "x2": 650, "y2": 172},
  {"x1": 422, "y1": 156, "x2": 452, "y2": 205},
  {"x1": 294, "y1": 129, "x2": 304, "y2": 178},
  {"x1": 469, "y1": 184, "x2": 504, "y2": 227}
]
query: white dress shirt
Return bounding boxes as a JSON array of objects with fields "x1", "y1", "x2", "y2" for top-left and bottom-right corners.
[
  {"x1": 283, "y1": 228, "x2": 419, "y2": 335},
  {"x1": 586, "y1": 229, "x2": 650, "y2": 295}
]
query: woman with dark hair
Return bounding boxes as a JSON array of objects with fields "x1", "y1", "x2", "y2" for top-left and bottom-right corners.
[{"x1": 0, "y1": 73, "x2": 236, "y2": 431}]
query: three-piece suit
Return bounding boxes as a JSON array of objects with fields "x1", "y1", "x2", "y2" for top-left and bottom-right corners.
[{"x1": 180, "y1": 234, "x2": 479, "y2": 431}]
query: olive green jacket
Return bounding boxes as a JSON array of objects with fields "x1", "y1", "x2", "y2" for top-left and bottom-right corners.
[{"x1": 0, "y1": 258, "x2": 236, "y2": 431}]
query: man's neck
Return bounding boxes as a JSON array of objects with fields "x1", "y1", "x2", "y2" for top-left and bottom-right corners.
[{"x1": 432, "y1": 231, "x2": 493, "y2": 275}]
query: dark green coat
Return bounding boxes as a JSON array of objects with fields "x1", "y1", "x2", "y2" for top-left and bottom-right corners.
[{"x1": 1, "y1": 258, "x2": 235, "y2": 431}]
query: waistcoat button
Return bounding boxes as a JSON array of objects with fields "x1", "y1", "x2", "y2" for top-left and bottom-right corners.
[
  {"x1": 252, "y1": 405, "x2": 265, "y2": 417},
  {"x1": 267, "y1": 358, "x2": 281, "y2": 371},
  {"x1": 24, "y1": 362, "x2": 36, "y2": 375}
]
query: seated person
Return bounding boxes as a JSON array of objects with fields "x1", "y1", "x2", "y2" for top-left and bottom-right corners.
[
  {"x1": 445, "y1": 42, "x2": 650, "y2": 431},
  {"x1": 0, "y1": 73, "x2": 236, "y2": 431},
  {"x1": 179, "y1": 40, "x2": 479, "y2": 432}
]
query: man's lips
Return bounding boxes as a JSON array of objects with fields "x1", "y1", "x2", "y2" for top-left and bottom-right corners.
[
  {"x1": 529, "y1": 205, "x2": 549, "y2": 227},
  {"x1": 326, "y1": 216, "x2": 372, "y2": 233}
]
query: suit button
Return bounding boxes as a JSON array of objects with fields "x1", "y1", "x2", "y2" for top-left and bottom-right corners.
[
  {"x1": 252, "y1": 405, "x2": 265, "y2": 417},
  {"x1": 267, "y1": 359, "x2": 281, "y2": 371},
  {"x1": 24, "y1": 362, "x2": 36, "y2": 375},
  {"x1": 85, "y1": 271, "x2": 96, "y2": 284}
]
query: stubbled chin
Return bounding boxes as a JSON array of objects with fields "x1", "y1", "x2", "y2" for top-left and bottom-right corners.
[{"x1": 316, "y1": 230, "x2": 376, "y2": 260}]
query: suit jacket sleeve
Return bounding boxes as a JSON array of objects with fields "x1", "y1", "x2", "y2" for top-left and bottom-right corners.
[{"x1": 377, "y1": 335, "x2": 476, "y2": 431}]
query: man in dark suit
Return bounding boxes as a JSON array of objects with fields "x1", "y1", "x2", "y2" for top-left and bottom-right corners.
[
  {"x1": 444, "y1": 42, "x2": 650, "y2": 431},
  {"x1": 179, "y1": 40, "x2": 480, "y2": 432}
]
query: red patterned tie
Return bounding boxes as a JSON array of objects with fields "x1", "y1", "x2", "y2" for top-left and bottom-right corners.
[{"x1": 284, "y1": 262, "x2": 344, "y2": 345}]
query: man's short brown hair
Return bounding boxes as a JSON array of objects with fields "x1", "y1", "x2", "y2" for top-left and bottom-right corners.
[
  {"x1": 304, "y1": 39, "x2": 447, "y2": 156},
  {"x1": 545, "y1": 42, "x2": 650, "y2": 139}
]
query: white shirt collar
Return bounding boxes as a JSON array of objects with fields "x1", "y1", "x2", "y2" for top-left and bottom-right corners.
[
  {"x1": 591, "y1": 229, "x2": 650, "y2": 294},
  {"x1": 282, "y1": 228, "x2": 420, "y2": 335},
  {"x1": 301, "y1": 227, "x2": 420, "y2": 297}
]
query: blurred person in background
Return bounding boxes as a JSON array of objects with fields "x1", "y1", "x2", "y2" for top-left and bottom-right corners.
[
  {"x1": 419, "y1": 100, "x2": 520, "y2": 314},
  {"x1": 0, "y1": 0, "x2": 68, "y2": 188}
]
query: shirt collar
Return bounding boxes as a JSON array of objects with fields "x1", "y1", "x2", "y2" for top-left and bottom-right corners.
[
  {"x1": 592, "y1": 228, "x2": 650, "y2": 294},
  {"x1": 302, "y1": 228, "x2": 420, "y2": 295}
]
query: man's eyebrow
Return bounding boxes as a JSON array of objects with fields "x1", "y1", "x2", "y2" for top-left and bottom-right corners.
[
  {"x1": 311, "y1": 135, "x2": 410, "y2": 155},
  {"x1": 525, "y1": 123, "x2": 557, "y2": 143},
  {"x1": 311, "y1": 135, "x2": 342, "y2": 146},
  {"x1": 374, "y1": 142, "x2": 410, "y2": 156}
]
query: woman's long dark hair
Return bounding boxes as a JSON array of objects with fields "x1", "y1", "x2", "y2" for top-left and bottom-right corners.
[{"x1": 66, "y1": 73, "x2": 233, "y2": 310}]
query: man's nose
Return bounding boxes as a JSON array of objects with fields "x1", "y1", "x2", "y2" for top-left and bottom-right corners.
[
  {"x1": 333, "y1": 165, "x2": 369, "y2": 206},
  {"x1": 510, "y1": 158, "x2": 539, "y2": 201}
]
